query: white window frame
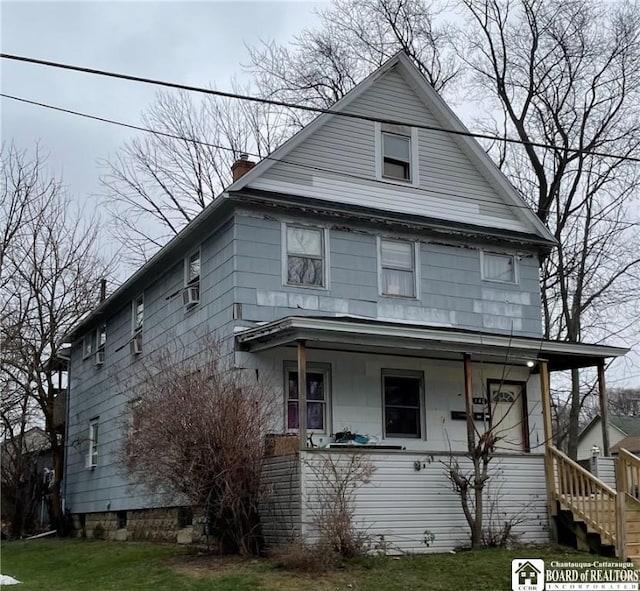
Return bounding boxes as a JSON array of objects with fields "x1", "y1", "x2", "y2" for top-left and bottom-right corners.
[
  {"x1": 377, "y1": 237, "x2": 420, "y2": 299},
  {"x1": 375, "y1": 122, "x2": 419, "y2": 187},
  {"x1": 82, "y1": 333, "x2": 94, "y2": 360},
  {"x1": 185, "y1": 248, "x2": 201, "y2": 287},
  {"x1": 284, "y1": 362, "x2": 331, "y2": 435},
  {"x1": 96, "y1": 324, "x2": 107, "y2": 351},
  {"x1": 381, "y1": 369, "x2": 425, "y2": 439},
  {"x1": 131, "y1": 294, "x2": 144, "y2": 355},
  {"x1": 87, "y1": 418, "x2": 99, "y2": 468},
  {"x1": 281, "y1": 222, "x2": 330, "y2": 290},
  {"x1": 480, "y1": 250, "x2": 519, "y2": 284}
]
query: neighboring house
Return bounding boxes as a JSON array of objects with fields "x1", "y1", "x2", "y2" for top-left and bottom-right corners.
[
  {"x1": 577, "y1": 415, "x2": 640, "y2": 460},
  {"x1": 1, "y1": 426, "x2": 54, "y2": 533},
  {"x1": 62, "y1": 53, "x2": 628, "y2": 553}
]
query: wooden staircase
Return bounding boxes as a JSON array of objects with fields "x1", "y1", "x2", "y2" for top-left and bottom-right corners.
[{"x1": 547, "y1": 446, "x2": 640, "y2": 562}]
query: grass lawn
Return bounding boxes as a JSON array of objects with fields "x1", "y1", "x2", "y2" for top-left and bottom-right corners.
[{"x1": 0, "y1": 538, "x2": 620, "y2": 591}]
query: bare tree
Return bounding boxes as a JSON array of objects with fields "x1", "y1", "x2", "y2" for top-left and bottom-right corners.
[
  {"x1": 1, "y1": 142, "x2": 109, "y2": 534},
  {"x1": 121, "y1": 338, "x2": 277, "y2": 556},
  {"x1": 460, "y1": 0, "x2": 640, "y2": 458},
  {"x1": 102, "y1": 84, "x2": 292, "y2": 265},
  {"x1": 247, "y1": 0, "x2": 458, "y2": 114}
]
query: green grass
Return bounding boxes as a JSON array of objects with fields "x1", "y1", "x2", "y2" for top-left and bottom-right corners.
[{"x1": 0, "y1": 538, "x2": 625, "y2": 591}]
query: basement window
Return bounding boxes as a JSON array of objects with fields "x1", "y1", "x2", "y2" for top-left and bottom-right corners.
[{"x1": 117, "y1": 511, "x2": 127, "y2": 529}]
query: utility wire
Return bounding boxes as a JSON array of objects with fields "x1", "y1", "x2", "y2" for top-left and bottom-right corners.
[
  {"x1": 3, "y1": 91, "x2": 639, "y2": 229},
  {"x1": 3, "y1": 52, "x2": 640, "y2": 164}
]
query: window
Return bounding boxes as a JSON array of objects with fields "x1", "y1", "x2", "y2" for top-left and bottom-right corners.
[
  {"x1": 131, "y1": 295, "x2": 144, "y2": 353},
  {"x1": 382, "y1": 132, "x2": 411, "y2": 181},
  {"x1": 82, "y1": 333, "x2": 94, "y2": 359},
  {"x1": 379, "y1": 238, "x2": 417, "y2": 298},
  {"x1": 87, "y1": 418, "x2": 99, "y2": 468},
  {"x1": 128, "y1": 398, "x2": 142, "y2": 436},
  {"x1": 382, "y1": 371, "x2": 423, "y2": 438},
  {"x1": 117, "y1": 511, "x2": 127, "y2": 529},
  {"x1": 285, "y1": 364, "x2": 330, "y2": 433},
  {"x1": 284, "y1": 225, "x2": 326, "y2": 287},
  {"x1": 97, "y1": 324, "x2": 107, "y2": 349},
  {"x1": 376, "y1": 123, "x2": 418, "y2": 185},
  {"x1": 482, "y1": 251, "x2": 517, "y2": 283},
  {"x1": 184, "y1": 250, "x2": 201, "y2": 308}
]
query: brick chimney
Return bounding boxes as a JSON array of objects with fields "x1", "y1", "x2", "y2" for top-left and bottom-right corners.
[{"x1": 231, "y1": 153, "x2": 256, "y2": 182}]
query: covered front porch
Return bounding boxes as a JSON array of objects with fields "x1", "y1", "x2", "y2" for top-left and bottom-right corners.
[{"x1": 236, "y1": 316, "x2": 628, "y2": 552}]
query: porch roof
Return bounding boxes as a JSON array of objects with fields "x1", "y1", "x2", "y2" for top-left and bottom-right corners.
[{"x1": 235, "y1": 316, "x2": 628, "y2": 371}]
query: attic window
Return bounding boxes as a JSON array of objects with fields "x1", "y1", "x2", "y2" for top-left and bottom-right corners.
[{"x1": 382, "y1": 133, "x2": 411, "y2": 181}]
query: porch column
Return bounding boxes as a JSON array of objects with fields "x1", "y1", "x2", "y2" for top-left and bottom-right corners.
[
  {"x1": 539, "y1": 360, "x2": 553, "y2": 450},
  {"x1": 463, "y1": 354, "x2": 475, "y2": 453},
  {"x1": 297, "y1": 340, "x2": 307, "y2": 450},
  {"x1": 539, "y1": 359, "x2": 558, "y2": 539},
  {"x1": 598, "y1": 360, "x2": 610, "y2": 456}
]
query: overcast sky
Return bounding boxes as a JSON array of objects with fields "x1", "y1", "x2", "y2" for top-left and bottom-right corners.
[
  {"x1": 1, "y1": 1, "x2": 322, "y2": 200},
  {"x1": 2, "y1": 1, "x2": 638, "y2": 388}
]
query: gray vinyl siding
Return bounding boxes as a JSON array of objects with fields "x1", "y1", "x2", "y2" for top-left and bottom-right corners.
[
  {"x1": 250, "y1": 64, "x2": 531, "y2": 235},
  {"x1": 234, "y1": 211, "x2": 542, "y2": 337},
  {"x1": 260, "y1": 454, "x2": 302, "y2": 547},
  {"x1": 301, "y1": 450, "x2": 548, "y2": 553},
  {"x1": 593, "y1": 456, "x2": 617, "y2": 490},
  {"x1": 65, "y1": 221, "x2": 236, "y2": 514}
]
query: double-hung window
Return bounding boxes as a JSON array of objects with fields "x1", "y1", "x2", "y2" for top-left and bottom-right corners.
[
  {"x1": 382, "y1": 132, "x2": 411, "y2": 181},
  {"x1": 285, "y1": 225, "x2": 326, "y2": 287},
  {"x1": 87, "y1": 418, "x2": 99, "y2": 468},
  {"x1": 376, "y1": 123, "x2": 418, "y2": 185},
  {"x1": 183, "y1": 250, "x2": 201, "y2": 308},
  {"x1": 82, "y1": 332, "x2": 94, "y2": 359},
  {"x1": 285, "y1": 363, "x2": 330, "y2": 433},
  {"x1": 379, "y1": 238, "x2": 417, "y2": 298},
  {"x1": 131, "y1": 295, "x2": 144, "y2": 354},
  {"x1": 481, "y1": 251, "x2": 517, "y2": 283},
  {"x1": 382, "y1": 371, "x2": 424, "y2": 438}
]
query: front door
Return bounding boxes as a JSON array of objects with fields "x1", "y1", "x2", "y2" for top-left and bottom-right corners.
[{"x1": 488, "y1": 380, "x2": 529, "y2": 452}]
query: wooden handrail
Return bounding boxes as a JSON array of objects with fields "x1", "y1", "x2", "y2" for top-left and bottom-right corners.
[
  {"x1": 617, "y1": 449, "x2": 640, "y2": 499},
  {"x1": 548, "y1": 446, "x2": 617, "y2": 547}
]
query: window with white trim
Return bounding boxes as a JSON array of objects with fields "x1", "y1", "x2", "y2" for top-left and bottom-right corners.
[
  {"x1": 87, "y1": 418, "x2": 99, "y2": 468},
  {"x1": 131, "y1": 294, "x2": 144, "y2": 354},
  {"x1": 183, "y1": 250, "x2": 201, "y2": 308},
  {"x1": 82, "y1": 333, "x2": 94, "y2": 359},
  {"x1": 376, "y1": 123, "x2": 418, "y2": 185},
  {"x1": 285, "y1": 225, "x2": 326, "y2": 287},
  {"x1": 379, "y1": 238, "x2": 417, "y2": 298},
  {"x1": 382, "y1": 371, "x2": 424, "y2": 438},
  {"x1": 481, "y1": 251, "x2": 517, "y2": 283},
  {"x1": 382, "y1": 132, "x2": 411, "y2": 181},
  {"x1": 285, "y1": 363, "x2": 330, "y2": 433}
]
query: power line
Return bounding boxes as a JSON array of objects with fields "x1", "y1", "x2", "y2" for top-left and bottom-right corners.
[
  {"x1": 3, "y1": 52, "x2": 640, "y2": 164},
  {"x1": 5, "y1": 91, "x2": 639, "y2": 230},
  {"x1": 3, "y1": 92, "x2": 639, "y2": 229}
]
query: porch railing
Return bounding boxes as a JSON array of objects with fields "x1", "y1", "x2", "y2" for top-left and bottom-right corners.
[
  {"x1": 617, "y1": 449, "x2": 640, "y2": 499},
  {"x1": 548, "y1": 446, "x2": 617, "y2": 547}
]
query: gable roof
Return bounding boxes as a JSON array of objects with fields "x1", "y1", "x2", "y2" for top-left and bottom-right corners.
[
  {"x1": 227, "y1": 52, "x2": 556, "y2": 245},
  {"x1": 515, "y1": 560, "x2": 541, "y2": 574},
  {"x1": 579, "y1": 414, "x2": 640, "y2": 441}
]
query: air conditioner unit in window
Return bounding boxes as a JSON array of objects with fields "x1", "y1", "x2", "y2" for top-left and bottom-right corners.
[
  {"x1": 183, "y1": 284, "x2": 200, "y2": 307},
  {"x1": 95, "y1": 350, "x2": 105, "y2": 366},
  {"x1": 131, "y1": 332, "x2": 142, "y2": 354}
]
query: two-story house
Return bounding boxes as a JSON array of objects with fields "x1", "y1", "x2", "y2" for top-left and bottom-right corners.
[{"x1": 63, "y1": 53, "x2": 628, "y2": 554}]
